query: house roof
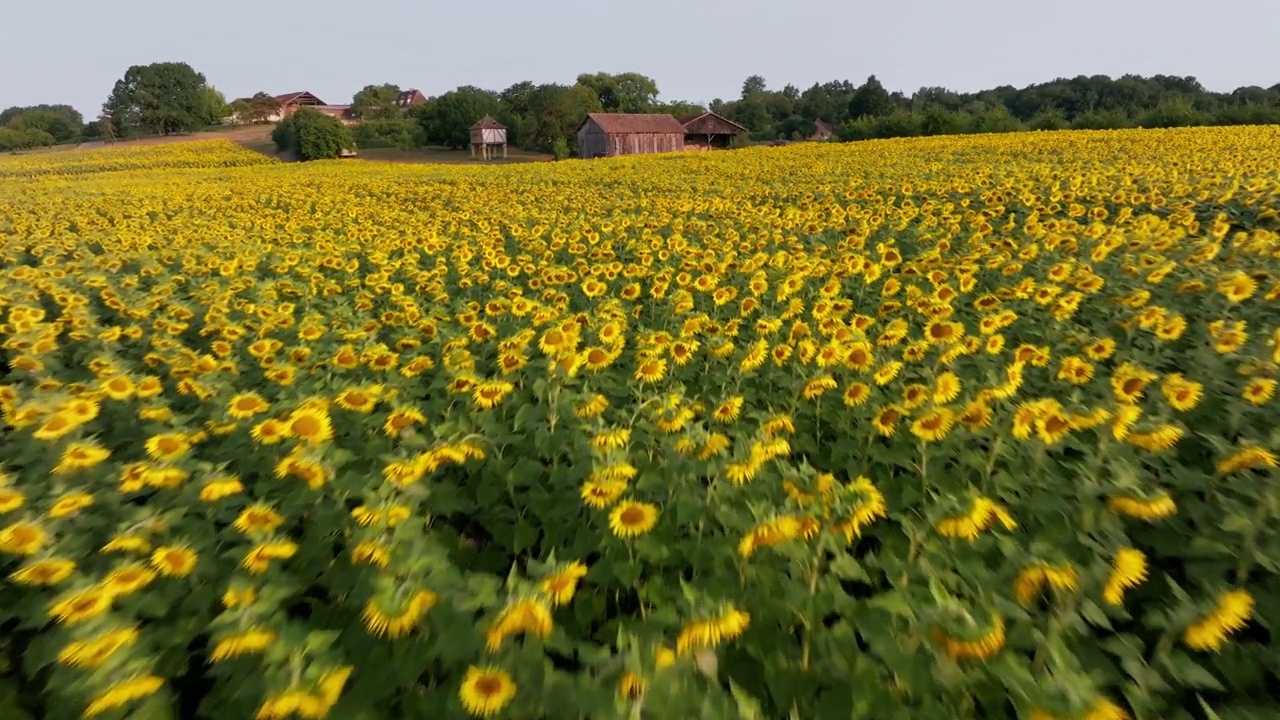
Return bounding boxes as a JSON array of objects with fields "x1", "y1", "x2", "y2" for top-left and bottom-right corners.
[
  {"x1": 813, "y1": 119, "x2": 836, "y2": 134},
  {"x1": 275, "y1": 91, "x2": 326, "y2": 106},
  {"x1": 677, "y1": 111, "x2": 749, "y2": 134},
  {"x1": 580, "y1": 113, "x2": 685, "y2": 134},
  {"x1": 470, "y1": 114, "x2": 507, "y2": 130},
  {"x1": 396, "y1": 89, "x2": 428, "y2": 107}
]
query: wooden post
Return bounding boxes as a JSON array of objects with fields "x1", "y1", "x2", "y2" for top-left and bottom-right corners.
[
  {"x1": 470, "y1": 144, "x2": 475, "y2": 157},
  {"x1": 503, "y1": 143, "x2": 507, "y2": 159}
]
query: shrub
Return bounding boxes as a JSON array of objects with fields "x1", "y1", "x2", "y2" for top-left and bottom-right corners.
[
  {"x1": 353, "y1": 118, "x2": 421, "y2": 150},
  {"x1": 0, "y1": 127, "x2": 56, "y2": 151},
  {"x1": 550, "y1": 137, "x2": 570, "y2": 160},
  {"x1": 272, "y1": 109, "x2": 356, "y2": 161}
]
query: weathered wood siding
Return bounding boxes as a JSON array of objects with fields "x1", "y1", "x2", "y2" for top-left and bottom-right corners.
[
  {"x1": 681, "y1": 114, "x2": 742, "y2": 137},
  {"x1": 577, "y1": 119, "x2": 684, "y2": 158}
]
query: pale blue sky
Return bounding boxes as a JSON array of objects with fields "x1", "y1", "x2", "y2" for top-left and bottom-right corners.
[{"x1": 5, "y1": 0, "x2": 1279, "y2": 117}]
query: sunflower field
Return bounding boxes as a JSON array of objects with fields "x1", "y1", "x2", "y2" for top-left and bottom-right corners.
[{"x1": 1, "y1": 127, "x2": 1280, "y2": 720}]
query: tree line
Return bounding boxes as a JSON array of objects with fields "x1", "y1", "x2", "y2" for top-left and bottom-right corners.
[{"x1": 4, "y1": 61, "x2": 1280, "y2": 156}]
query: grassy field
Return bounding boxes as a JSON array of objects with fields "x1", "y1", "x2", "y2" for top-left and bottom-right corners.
[{"x1": 1, "y1": 128, "x2": 1280, "y2": 720}]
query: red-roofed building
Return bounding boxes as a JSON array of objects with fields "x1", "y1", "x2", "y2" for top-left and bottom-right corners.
[{"x1": 395, "y1": 89, "x2": 429, "y2": 109}]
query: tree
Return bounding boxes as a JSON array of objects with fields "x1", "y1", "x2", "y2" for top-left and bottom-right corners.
[
  {"x1": 272, "y1": 108, "x2": 354, "y2": 161},
  {"x1": 654, "y1": 100, "x2": 706, "y2": 118},
  {"x1": 575, "y1": 72, "x2": 659, "y2": 113},
  {"x1": 848, "y1": 75, "x2": 894, "y2": 119},
  {"x1": 104, "y1": 62, "x2": 213, "y2": 136},
  {"x1": 0, "y1": 127, "x2": 56, "y2": 151},
  {"x1": 1, "y1": 105, "x2": 84, "y2": 143},
  {"x1": 201, "y1": 87, "x2": 230, "y2": 126},
  {"x1": 414, "y1": 86, "x2": 504, "y2": 149},
  {"x1": 232, "y1": 92, "x2": 283, "y2": 124},
  {"x1": 741, "y1": 75, "x2": 767, "y2": 99},
  {"x1": 520, "y1": 83, "x2": 600, "y2": 150},
  {"x1": 351, "y1": 84, "x2": 403, "y2": 121}
]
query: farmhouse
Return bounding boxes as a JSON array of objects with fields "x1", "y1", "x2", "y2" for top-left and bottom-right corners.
[
  {"x1": 679, "y1": 111, "x2": 748, "y2": 150},
  {"x1": 577, "y1": 113, "x2": 685, "y2": 159}
]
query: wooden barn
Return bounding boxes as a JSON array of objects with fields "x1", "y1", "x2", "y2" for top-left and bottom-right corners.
[
  {"x1": 679, "y1": 111, "x2": 748, "y2": 150},
  {"x1": 576, "y1": 113, "x2": 685, "y2": 158}
]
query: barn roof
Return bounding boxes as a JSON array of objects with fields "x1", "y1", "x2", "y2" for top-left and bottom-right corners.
[
  {"x1": 678, "y1": 111, "x2": 749, "y2": 134},
  {"x1": 275, "y1": 91, "x2": 326, "y2": 106},
  {"x1": 470, "y1": 114, "x2": 506, "y2": 130},
  {"x1": 581, "y1": 113, "x2": 685, "y2": 134}
]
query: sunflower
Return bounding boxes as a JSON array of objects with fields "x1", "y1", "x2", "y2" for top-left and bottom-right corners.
[
  {"x1": 486, "y1": 598, "x2": 553, "y2": 651},
  {"x1": 871, "y1": 405, "x2": 903, "y2": 437},
  {"x1": 0, "y1": 488, "x2": 23, "y2": 514},
  {"x1": 226, "y1": 392, "x2": 270, "y2": 420},
  {"x1": 1184, "y1": 589, "x2": 1254, "y2": 651},
  {"x1": 1160, "y1": 374, "x2": 1203, "y2": 411},
  {"x1": 100, "y1": 563, "x2": 157, "y2": 596},
  {"x1": 540, "y1": 561, "x2": 589, "y2": 606},
  {"x1": 82, "y1": 675, "x2": 165, "y2": 717},
  {"x1": 0, "y1": 521, "x2": 46, "y2": 555},
  {"x1": 932, "y1": 372, "x2": 962, "y2": 404},
  {"x1": 1243, "y1": 378, "x2": 1276, "y2": 406},
  {"x1": 11, "y1": 557, "x2": 76, "y2": 585},
  {"x1": 1014, "y1": 563, "x2": 1079, "y2": 605},
  {"x1": 458, "y1": 666, "x2": 517, "y2": 718},
  {"x1": 590, "y1": 428, "x2": 630, "y2": 452},
  {"x1": 282, "y1": 406, "x2": 333, "y2": 446},
  {"x1": 609, "y1": 500, "x2": 659, "y2": 539},
  {"x1": 802, "y1": 375, "x2": 837, "y2": 400},
  {"x1": 675, "y1": 606, "x2": 751, "y2": 655},
  {"x1": 53, "y1": 441, "x2": 111, "y2": 474},
  {"x1": 199, "y1": 477, "x2": 244, "y2": 502},
  {"x1": 49, "y1": 587, "x2": 114, "y2": 625},
  {"x1": 1107, "y1": 493, "x2": 1176, "y2": 521},
  {"x1": 842, "y1": 382, "x2": 871, "y2": 407},
  {"x1": 144, "y1": 432, "x2": 191, "y2": 462},
  {"x1": 1102, "y1": 547, "x2": 1147, "y2": 606},
  {"x1": 335, "y1": 387, "x2": 380, "y2": 413},
  {"x1": 32, "y1": 413, "x2": 79, "y2": 441},
  {"x1": 713, "y1": 397, "x2": 744, "y2": 423},
  {"x1": 633, "y1": 357, "x2": 667, "y2": 383},
  {"x1": 472, "y1": 380, "x2": 514, "y2": 410},
  {"x1": 57, "y1": 627, "x2": 139, "y2": 669},
  {"x1": 1217, "y1": 445, "x2": 1278, "y2": 474},
  {"x1": 738, "y1": 515, "x2": 805, "y2": 558},
  {"x1": 48, "y1": 491, "x2": 95, "y2": 519},
  {"x1": 249, "y1": 418, "x2": 287, "y2": 445},
  {"x1": 910, "y1": 408, "x2": 956, "y2": 442},
  {"x1": 362, "y1": 589, "x2": 438, "y2": 638},
  {"x1": 580, "y1": 479, "x2": 627, "y2": 509},
  {"x1": 1084, "y1": 337, "x2": 1116, "y2": 361},
  {"x1": 151, "y1": 546, "x2": 198, "y2": 578},
  {"x1": 210, "y1": 628, "x2": 277, "y2": 661},
  {"x1": 234, "y1": 505, "x2": 284, "y2": 537}
]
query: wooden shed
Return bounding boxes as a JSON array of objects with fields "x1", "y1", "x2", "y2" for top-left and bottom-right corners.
[
  {"x1": 679, "y1": 111, "x2": 748, "y2": 150},
  {"x1": 470, "y1": 115, "x2": 508, "y2": 159},
  {"x1": 810, "y1": 119, "x2": 837, "y2": 141},
  {"x1": 576, "y1": 113, "x2": 685, "y2": 159}
]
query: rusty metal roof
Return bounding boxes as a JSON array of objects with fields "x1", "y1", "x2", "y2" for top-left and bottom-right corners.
[
  {"x1": 581, "y1": 113, "x2": 685, "y2": 135},
  {"x1": 274, "y1": 91, "x2": 326, "y2": 106}
]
